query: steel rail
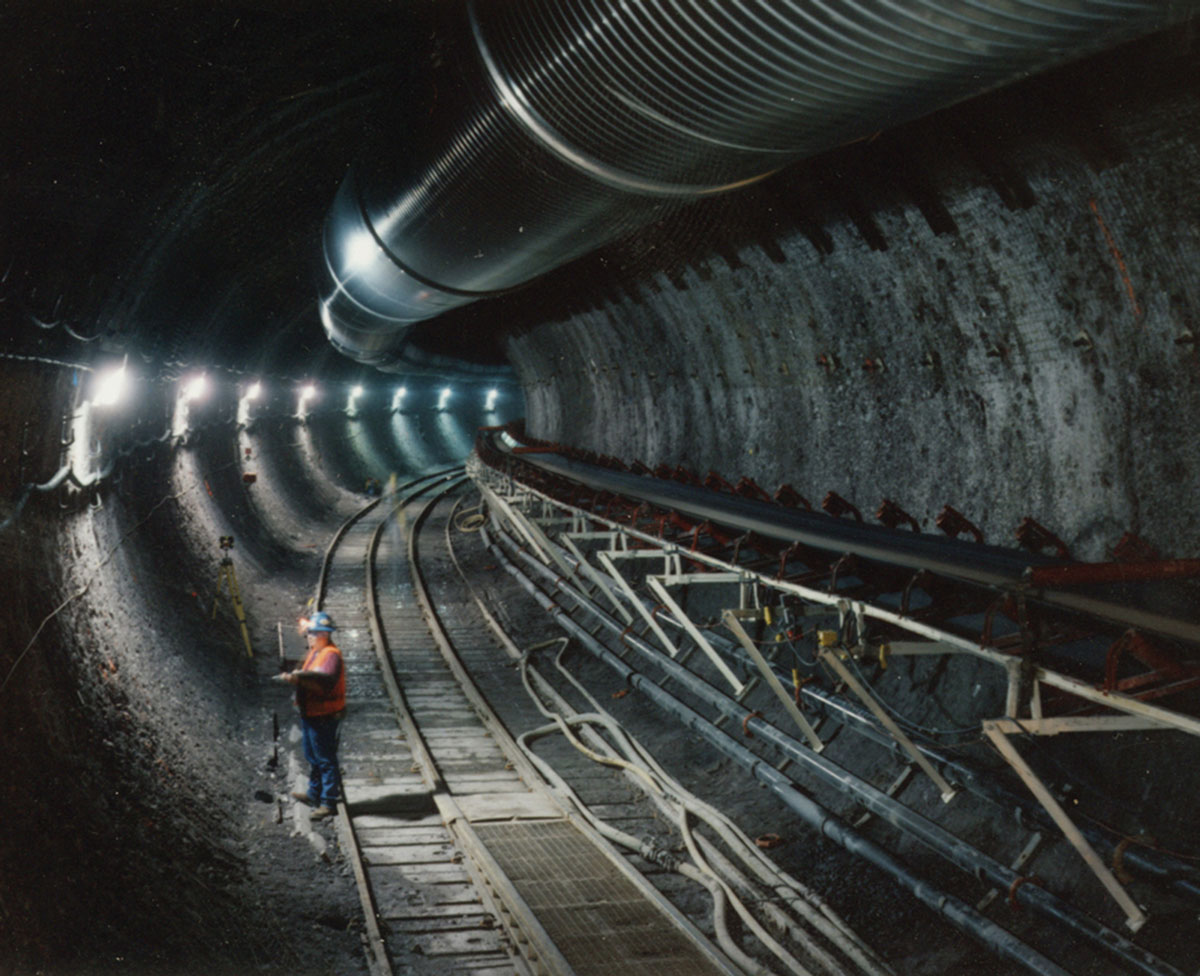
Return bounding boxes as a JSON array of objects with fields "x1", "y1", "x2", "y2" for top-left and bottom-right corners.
[
  {"x1": 404, "y1": 482, "x2": 744, "y2": 976},
  {"x1": 307, "y1": 467, "x2": 479, "y2": 976},
  {"x1": 309, "y1": 471, "x2": 462, "y2": 976},
  {"x1": 312, "y1": 464, "x2": 462, "y2": 610},
  {"x1": 443, "y1": 495, "x2": 892, "y2": 976},
  {"x1": 369, "y1": 476, "x2": 575, "y2": 976}
]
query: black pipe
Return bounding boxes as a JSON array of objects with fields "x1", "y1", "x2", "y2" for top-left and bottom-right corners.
[{"x1": 492, "y1": 522, "x2": 1184, "y2": 976}]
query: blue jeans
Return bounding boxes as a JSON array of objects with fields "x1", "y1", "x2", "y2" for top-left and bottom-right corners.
[{"x1": 301, "y1": 712, "x2": 343, "y2": 807}]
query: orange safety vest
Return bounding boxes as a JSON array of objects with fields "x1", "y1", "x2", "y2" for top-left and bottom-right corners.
[{"x1": 299, "y1": 641, "x2": 346, "y2": 718}]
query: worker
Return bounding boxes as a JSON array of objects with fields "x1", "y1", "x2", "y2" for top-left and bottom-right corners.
[{"x1": 281, "y1": 610, "x2": 346, "y2": 821}]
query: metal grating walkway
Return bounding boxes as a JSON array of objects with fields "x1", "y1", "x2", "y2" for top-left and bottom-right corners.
[{"x1": 473, "y1": 820, "x2": 727, "y2": 976}]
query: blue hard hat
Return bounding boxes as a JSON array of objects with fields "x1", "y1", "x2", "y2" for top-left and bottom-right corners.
[{"x1": 307, "y1": 611, "x2": 337, "y2": 633}]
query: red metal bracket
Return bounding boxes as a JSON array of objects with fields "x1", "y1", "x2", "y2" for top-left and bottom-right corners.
[
  {"x1": 774, "y1": 484, "x2": 813, "y2": 510},
  {"x1": 704, "y1": 470, "x2": 737, "y2": 494},
  {"x1": 742, "y1": 711, "x2": 764, "y2": 737},
  {"x1": 936, "y1": 505, "x2": 984, "y2": 544},
  {"x1": 1015, "y1": 517, "x2": 1071, "y2": 561},
  {"x1": 1104, "y1": 630, "x2": 1185, "y2": 693},
  {"x1": 735, "y1": 476, "x2": 774, "y2": 504},
  {"x1": 822, "y1": 491, "x2": 862, "y2": 522},
  {"x1": 876, "y1": 498, "x2": 920, "y2": 533},
  {"x1": 828, "y1": 552, "x2": 857, "y2": 592},
  {"x1": 1008, "y1": 875, "x2": 1045, "y2": 911},
  {"x1": 1110, "y1": 531, "x2": 1161, "y2": 563}
]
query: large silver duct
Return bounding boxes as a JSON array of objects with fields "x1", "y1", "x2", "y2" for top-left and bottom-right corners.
[{"x1": 320, "y1": 0, "x2": 1190, "y2": 365}]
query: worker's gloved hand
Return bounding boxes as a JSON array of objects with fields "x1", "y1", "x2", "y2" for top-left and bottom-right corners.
[{"x1": 270, "y1": 672, "x2": 297, "y2": 685}]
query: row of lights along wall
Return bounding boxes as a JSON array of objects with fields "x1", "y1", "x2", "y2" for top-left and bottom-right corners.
[
  {"x1": 82, "y1": 362, "x2": 501, "y2": 419},
  {"x1": 70, "y1": 361, "x2": 507, "y2": 484}
]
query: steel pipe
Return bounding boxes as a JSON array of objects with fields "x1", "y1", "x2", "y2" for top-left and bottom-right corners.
[{"x1": 484, "y1": 452, "x2": 1200, "y2": 901}]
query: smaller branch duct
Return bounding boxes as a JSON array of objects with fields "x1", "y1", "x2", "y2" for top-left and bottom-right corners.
[{"x1": 320, "y1": 0, "x2": 1190, "y2": 364}]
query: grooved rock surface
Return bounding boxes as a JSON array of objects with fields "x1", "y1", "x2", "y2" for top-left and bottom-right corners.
[{"x1": 510, "y1": 39, "x2": 1200, "y2": 561}]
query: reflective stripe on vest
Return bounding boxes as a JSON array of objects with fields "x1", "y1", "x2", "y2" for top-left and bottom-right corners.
[{"x1": 300, "y1": 642, "x2": 346, "y2": 717}]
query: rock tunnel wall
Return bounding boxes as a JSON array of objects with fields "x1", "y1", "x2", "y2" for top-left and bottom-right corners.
[
  {"x1": 508, "y1": 33, "x2": 1200, "y2": 563},
  {"x1": 0, "y1": 367, "x2": 517, "y2": 972},
  {"x1": 0, "y1": 388, "x2": 272, "y2": 971}
]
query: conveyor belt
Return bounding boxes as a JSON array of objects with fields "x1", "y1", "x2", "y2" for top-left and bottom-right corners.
[{"x1": 480, "y1": 431, "x2": 1200, "y2": 647}]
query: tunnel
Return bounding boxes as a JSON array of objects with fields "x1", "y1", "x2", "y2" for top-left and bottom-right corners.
[{"x1": 4, "y1": 3, "x2": 1200, "y2": 975}]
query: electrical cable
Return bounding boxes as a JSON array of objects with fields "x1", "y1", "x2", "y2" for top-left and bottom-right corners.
[
  {"x1": 677, "y1": 804, "x2": 813, "y2": 976},
  {"x1": 483, "y1": 490, "x2": 1200, "y2": 903},
  {"x1": 0, "y1": 351, "x2": 94, "y2": 371},
  {"x1": 517, "y1": 720, "x2": 773, "y2": 975},
  {"x1": 452, "y1": 502, "x2": 486, "y2": 533}
]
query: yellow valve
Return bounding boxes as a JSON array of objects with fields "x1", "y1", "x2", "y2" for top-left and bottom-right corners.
[
  {"x1": 792, "y1": 668, "x2": 800, "y2": 689},
  {"x1": 774, "y1": 632, "x2": 783, "y2": 642},
  {"x1": 764, "y1": 605, "x2": 773, "y2": 625},
  {"x1": 817, "y1": 629, "x2": 839, "y2": 647},
  {"x1": 878, "y1": 643, "x2": 890, "y2": 670}
]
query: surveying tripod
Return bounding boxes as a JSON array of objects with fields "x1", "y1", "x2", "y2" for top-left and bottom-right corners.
[{"x1": 212, "y1": 535, "x2": 254, "y2": 658}]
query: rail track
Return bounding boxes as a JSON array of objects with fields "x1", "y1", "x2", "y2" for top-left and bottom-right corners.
[{"x1": 307, "y1": 469, "x2": 841, "y2": 975}]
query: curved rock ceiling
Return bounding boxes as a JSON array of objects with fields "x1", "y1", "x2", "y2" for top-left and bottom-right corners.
[{"x1": 2, "y1": 4, "x2": 1199, "y2": 973}]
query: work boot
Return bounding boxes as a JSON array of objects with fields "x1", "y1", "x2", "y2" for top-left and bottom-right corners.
[
  {"x1": 311, "y1": 805, "x2": 335, "y2": 821},
  {"x1": 291, "y1": 791, "x2": 314, "y2": 806}
]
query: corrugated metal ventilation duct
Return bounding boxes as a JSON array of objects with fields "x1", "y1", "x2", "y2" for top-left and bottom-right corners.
[{"x1": 320, "y1": 0, "x2": 1190, "y2": 365}]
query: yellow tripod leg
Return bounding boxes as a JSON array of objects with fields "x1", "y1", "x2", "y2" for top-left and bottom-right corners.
[
  {"x1": 224, "y1": 562, "x2": 254, "y2": 658},
  {"x1": 211, "y1": 564, "x2": 225, "y2": 620}
]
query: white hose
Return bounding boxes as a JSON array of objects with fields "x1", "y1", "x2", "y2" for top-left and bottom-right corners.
[
  {"x1": 518, "y1": 650, "x2": 888, "y2": 976},
  {"x1": 546, "y1": 646, "x2": 893, "y2": 976}
]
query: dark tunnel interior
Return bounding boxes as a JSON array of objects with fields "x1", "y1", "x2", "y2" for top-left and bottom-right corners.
[{"x1": 3, "y1": 3, "x2": 1200, "y2": 975}]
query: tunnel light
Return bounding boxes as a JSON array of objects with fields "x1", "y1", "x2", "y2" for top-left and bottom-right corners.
[
  {"x1": 92, "y1": 362, "x2": 128, "y2": 407},
  {"x1": 392, "y1": 386, "x2": 408, "y2": 410},
  {"x1": 343, "y1": 231, "x2": 379, "y2": 274},
  {"x1": 182, "y1": 374, "x2": 209, "y2": 402},
  {"x1": 438, "y1": 387, "x2": 452, "y2": 411},
  {"x1": 485, "y1": 388, "x2": 499, "y2": 411},
  {"x1": 347, "y1": 384, "x2": 364, "y2": 415},
  {"x1": 296, "y1": 383, "x2": 318, "y2": 420},
  {"x1": 237, "y1": 380, "x2": 262, "y2": 428}
]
